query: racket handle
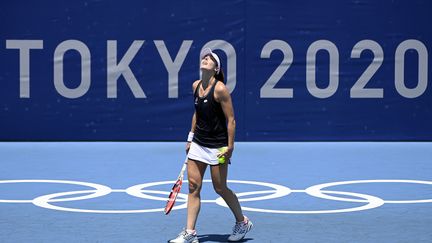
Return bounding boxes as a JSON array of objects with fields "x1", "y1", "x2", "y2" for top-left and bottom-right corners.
[
  {"x1": 180, "y1": 161, "x2": 187, "y2": 173},
  {"x1": 178, "y1": 156, "x2": 188, "y2": 177}
]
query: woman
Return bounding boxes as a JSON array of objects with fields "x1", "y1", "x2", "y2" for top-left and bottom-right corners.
[{"x1": 169, "y1": 48, "x2": 253, "y2": 243}]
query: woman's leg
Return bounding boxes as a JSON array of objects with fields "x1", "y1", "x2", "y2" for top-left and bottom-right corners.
[
  {"x1": 210, "y1": 163, "x2": 244, "y2": 222},
  {"x1": 186, "y1": 159, "x2": 208, "y2": 230}
]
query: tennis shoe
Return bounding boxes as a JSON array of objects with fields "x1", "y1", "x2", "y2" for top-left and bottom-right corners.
[
  {"x1": 228, "y1": 216, "x2": 253, "y2": 241},
  {"x1": 169, "y1": 229, "x2": 199, "y2": 243}
]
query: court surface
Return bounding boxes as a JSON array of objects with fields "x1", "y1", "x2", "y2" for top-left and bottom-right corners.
[{"x1": 1, "y1": 142, "x2": 431, "y2": 243}]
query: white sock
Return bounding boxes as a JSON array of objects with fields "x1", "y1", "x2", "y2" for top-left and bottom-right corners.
[
  {"x1": 186, "y1": 229, "x2": 196, "y2": 235},
  {"x1": 237, "y1": 216, "x2": 248, "y2": 224}
]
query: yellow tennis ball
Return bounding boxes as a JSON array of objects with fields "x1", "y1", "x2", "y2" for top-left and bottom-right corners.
[{"x1": 218, "y1": 147, "x2": 228, "y2": 164}]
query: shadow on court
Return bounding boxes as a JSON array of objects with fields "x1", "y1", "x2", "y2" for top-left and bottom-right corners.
[{"x1": 197, "y1": 234, "x2": 253, "y2": 242}]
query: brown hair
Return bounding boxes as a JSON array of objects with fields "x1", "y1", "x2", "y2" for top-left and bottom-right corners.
[
  {"x1": 214, "y1": 68, "x2": 225, "y2": 82},
  {"x1": 208, "y1": 54, "x2": 225, "y2": 82}
]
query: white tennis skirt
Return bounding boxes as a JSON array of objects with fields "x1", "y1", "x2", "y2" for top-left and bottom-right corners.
[{"x1": 188, "y1": 142, "x2": 230, "y2": 166}]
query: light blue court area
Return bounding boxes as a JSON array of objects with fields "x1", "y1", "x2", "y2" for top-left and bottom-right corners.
[{"x1": 1, "y1": 142, "x2": 431, "y2": 243}]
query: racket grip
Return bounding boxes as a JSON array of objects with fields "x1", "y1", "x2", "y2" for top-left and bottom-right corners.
[
  {"x1": 178, "y1": 157, "x2": 188, "y2": 177},
  {"x1": 180, "y1": 161, "x2": 187, "y2": 174}
]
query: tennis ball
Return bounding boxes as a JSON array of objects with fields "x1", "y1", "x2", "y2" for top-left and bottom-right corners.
[{"x1": 218, "y1": 147, "x2": 228, "y2": 164}]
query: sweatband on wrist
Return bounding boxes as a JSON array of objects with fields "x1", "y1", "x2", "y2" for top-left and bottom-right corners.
[{"x1": 187, "y1": 132, "x2": 194, "y2": 142}]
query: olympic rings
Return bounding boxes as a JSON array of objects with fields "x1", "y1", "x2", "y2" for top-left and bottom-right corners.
[
  {"x1": 0, "y1": 179, "x2": 431, "y2": 214},
  {"x1": 34, "y1": 189, "x2": 188, "y2": 213},
  {"x1": 305, "y1": 179, "x2": 432, "y2": 204},
  {"x1": 0, "y1": 180, "x2": 111, "y2": 203},
  {"x1": 217, "y1": 189, "x2": 385, "y2": 214},
  {"x1": 126, "y1": 180, "x2": 189, "y2": 202}
]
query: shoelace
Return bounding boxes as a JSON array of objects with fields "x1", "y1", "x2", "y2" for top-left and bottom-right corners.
[
  {"x1": 232, "y1": 221, "x2": 246, "y2": 234},
  {"x1": 178, "y1": 230, "x2": 188, "y2": 238},
  {"x1": 179, "y1": 230, "x2": 194, "y2": 240}
]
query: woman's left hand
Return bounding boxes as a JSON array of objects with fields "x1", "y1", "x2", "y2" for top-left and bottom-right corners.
[{"x1": 218, "y1": 146, "x2": 234, "y2": 161}]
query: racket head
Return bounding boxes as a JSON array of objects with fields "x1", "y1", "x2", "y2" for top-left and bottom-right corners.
[{"x1": 164, "y1": 179, "x2": 183, "y2": 215}]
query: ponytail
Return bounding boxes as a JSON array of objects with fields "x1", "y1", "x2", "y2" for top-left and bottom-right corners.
[{"x1": 214, "y1": 68, "x2": 225, "y2": 83}]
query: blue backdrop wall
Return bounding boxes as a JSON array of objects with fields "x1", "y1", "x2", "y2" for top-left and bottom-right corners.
[{"x1": 0, "y1": 0, "x2": 431, "y2": 141}]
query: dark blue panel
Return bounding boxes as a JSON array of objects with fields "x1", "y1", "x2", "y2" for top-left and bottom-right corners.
[{"x1": 0, "y1": 0, "x2": 430, "y2": 141}]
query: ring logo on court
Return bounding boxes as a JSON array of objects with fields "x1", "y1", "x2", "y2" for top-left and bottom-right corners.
[{"x1": 0, "y1": 179, "x2": 431, "y2": 214}]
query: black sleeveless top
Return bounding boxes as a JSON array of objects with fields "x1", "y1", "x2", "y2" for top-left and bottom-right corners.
[{"x1": 193, "y1": 80, "x2": 228, "y2": 148}]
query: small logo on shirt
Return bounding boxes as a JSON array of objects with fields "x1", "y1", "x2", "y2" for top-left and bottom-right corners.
[{"x1": 204, "y1": 99, "x2": 208, "y2": 103}]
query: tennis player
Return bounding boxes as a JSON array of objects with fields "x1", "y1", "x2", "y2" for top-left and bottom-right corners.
[{"x1": 169, "y1": 48, "x2": 253, "y2": 243}]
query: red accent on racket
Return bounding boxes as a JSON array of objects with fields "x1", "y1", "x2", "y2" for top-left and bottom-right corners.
[{"x1": 164, "y1": 157, "x2": 188, "y2": 215}]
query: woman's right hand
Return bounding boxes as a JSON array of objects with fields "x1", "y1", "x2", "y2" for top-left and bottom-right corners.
[{"x1": 185, "y1": 142, "x2": 191, "y2": 154}]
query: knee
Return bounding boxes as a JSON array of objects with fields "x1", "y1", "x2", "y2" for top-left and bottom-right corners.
[
  {"x1": 213, "y1": 185, "x2": 229, "y2": 196},
  {"x1": 188, "y1": 180, "x2": 202, "y2": 195}
]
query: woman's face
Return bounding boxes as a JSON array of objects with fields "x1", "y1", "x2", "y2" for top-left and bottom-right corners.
[{"x1": 200, "y1": 54, "x2": 217, "y2": 72}]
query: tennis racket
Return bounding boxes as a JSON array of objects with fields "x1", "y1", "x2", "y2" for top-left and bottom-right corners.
[{"x1": 164, "y1": 156, "x2": 188, "y2": 215}]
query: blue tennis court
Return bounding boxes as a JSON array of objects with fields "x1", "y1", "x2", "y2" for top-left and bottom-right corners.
[{"x1": 1, "y1": 142, "x2": 431, "y2": 242}]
